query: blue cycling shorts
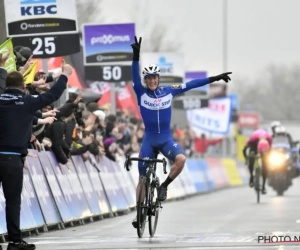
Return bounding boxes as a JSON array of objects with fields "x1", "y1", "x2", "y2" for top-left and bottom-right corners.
[{"x1": 138, "y1": 133, "x2": 184, "y2": 176}]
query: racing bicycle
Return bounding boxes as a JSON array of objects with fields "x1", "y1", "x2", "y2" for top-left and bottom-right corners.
[
  {"x1": 124, "y1": 150, "x2": 167, "y2": 238},
  {"x1": 249, "y1": 152, "x2": 263, "y2": 203}
]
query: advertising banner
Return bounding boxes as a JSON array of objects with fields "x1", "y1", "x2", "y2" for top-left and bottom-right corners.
[
  {"x1": 60, "y1": 160, "x2": 92, "y2": 218},
  {"x1": 185, "y1": 71, "x2": 208, "y2": 93},
  {"x1": 83, "y1": 23, "x2": 135, "y2": 65},
  {"x1": 46, "y1": 152, "x2": 83, "y2": 219},
  {"x1": 141, "y1": 53, "x2": 184, "y2": 85},
  {"x1": 186, "y1": 97, "x2": 232, "y2": 134},
  {"x1": 71, "y1": 156, "x2": 102, "y2": 215},
  {"x1": 84, "y1": 156, "x2": 111, "y2": 214},
  {"x1": 23, "y1": 167, "x2": 45, "y2": 227},
  {"x1": 5, "y1": 0, "x2": 78, "y2": 37},
  {"x1": 38, "y1": 152, "x2": 73, "y2": 222},
  {"x1": 5, "y1": 0, "x2": 80, "y2": 58},
  {"x1": 97, "y1": 156, "x2": 129, "y2": 212},
  {"x1": 27, "y1": 153, "x2": 61, "y2": 225}
]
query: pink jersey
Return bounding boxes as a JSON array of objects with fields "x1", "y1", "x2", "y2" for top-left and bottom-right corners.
[{"x1": 246, "y1": 129, "x2": 272, "y2": 146}]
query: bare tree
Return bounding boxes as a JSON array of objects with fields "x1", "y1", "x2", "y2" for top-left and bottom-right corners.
[
  {"x1": 230, "y1": 64, "x2": 300, "y2": 120},
  {"x1": 133, "y1": 1, "x2": 182, "y2": 52},
  {"x1": 76, "y1": 0, "x2": 103, "y2": 32},
  {"x1": 140, "y1": 23, "x2": 181, "y2": 52}
]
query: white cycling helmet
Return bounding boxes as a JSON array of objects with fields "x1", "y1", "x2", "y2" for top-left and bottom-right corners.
[
  {"x1": 142, "y1": 64, "x2": 160, "y2": 77},
  {"x1": 275, "y1": 126, "x2": 286, "y2": 134},
  {"x1": 270, "y1": 121, "x2": 281, "y2": 128}
]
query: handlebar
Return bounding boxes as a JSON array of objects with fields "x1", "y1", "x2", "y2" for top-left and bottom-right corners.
[{"x1": 124, "y1": 155, "x2": 168, "y2": 174}]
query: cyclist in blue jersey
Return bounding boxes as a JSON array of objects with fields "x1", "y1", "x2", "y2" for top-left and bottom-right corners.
[{"x1": 131, "y1": 36, "x2": 232, "y2": 228}]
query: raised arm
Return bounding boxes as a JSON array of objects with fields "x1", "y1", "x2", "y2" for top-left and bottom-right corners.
[
  {"x1": 131, "y1": 36, "x2": 144, "y2": 94},
  {"x1": 26, "y1": 60, "x2": 73, "y2": 113},
  {"x1": 0, "y1": 50, "x2": 10, "y2": 94}
]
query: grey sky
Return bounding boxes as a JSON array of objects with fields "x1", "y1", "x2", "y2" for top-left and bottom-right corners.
[{"x1": 91, "y1": 0, "x2": 300, "y2": 80}]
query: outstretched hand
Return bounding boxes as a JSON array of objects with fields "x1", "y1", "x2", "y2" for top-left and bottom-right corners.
[
  {"x1": 219, "y1": 72, "x2": 232, "y2": 83},
  {"x1": 209, "y1": 72, "x2": 232, "y2": 83}
]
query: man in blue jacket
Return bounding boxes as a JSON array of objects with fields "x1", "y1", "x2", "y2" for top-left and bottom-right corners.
[
  {"x1": 0, "y1": 57, "x2": 72, "y2": 250},
  {"x1": 130, "y1": 36, "x2": 232, "y2": 228}
]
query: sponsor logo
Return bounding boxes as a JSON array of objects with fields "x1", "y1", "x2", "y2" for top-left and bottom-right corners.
[
  {"x1": 20, "y1": 22, "x2": 59, "y2": 30},
  {"x1": 96, "y1": 55, "x2": 127, "y2": 62},
  {"x1": 156, "y1": 56, "x2": 173, "y2": 74},
  {"x1": 141, "y1": 93, "x2": 173, "y2": 110},
  {"x1": 91, "y1": 35, "x2": 130, "y2": 45},
  {"x1": 194, "y1": 114, "x2": 220, "y2": 128},
  {"x1": 20, "y1": 0, "x2": 57, "y2": 16},
  {"x1": 171, "y1": 84, "x2": 180, "y2": 89},
  {"x1": 238, "y1": 113, "x2": 259, "y2": 128}
]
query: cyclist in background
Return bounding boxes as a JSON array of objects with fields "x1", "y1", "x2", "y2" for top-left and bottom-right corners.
[
  {"x1": 243, "y1": 129, "x2": 272, "y2": 194},
  {"x1": 270, "y1": 121, "x2": 281, "y2": 137},
  {"x1": 130, "y1": 36, "x2": 232, "y2": 228}
]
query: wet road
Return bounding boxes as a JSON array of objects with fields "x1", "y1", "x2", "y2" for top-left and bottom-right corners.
[{"x1": 7, "y1": 178, "x2": 300, "y2": 250}]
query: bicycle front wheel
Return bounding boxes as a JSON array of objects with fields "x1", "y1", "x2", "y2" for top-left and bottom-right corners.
[
  {"x1": 137, "y1": 178, "x2": 149, "y2": 238},
  {"x1": 149, "y1": 178, "x2": 160, "y2": 237}
]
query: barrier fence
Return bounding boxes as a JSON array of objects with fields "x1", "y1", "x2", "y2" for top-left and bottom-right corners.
[{"x1": 0, "y1": 150, "x2": 249, "y2": 239}]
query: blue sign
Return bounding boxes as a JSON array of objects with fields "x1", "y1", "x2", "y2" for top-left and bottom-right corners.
[
  {"x1": 60, "y1": 160, "x2": 92, "y2": 218},
  {"x1": 23, "y1": 167, "x2": 45, "y2": 227},
  {"x1": 98, "y1": 157, "x2": 129, "y2": 212},
  {"x1": 83, "y1": 23, "x2": 135, "y2": 65},
  {"x1": 110, "y1": 161, "x2": 135, "y2": 208},
  {"x1": 27, "y1": 151, "x2": 61, "y2": 225},
  {"x1": 20, "y1": 180, "x2": 38, "y2": 230},
  {"x1": 47, "y1": 152, "x2": 84, "y2": 219},
  {"x1": 186, "y1": 159, "x2": 209, "y2": 192},
  {"x1": 199, "y1": 160, "x2": 215, "y2": 190},
  {"x1": 227, "y1": 94, "x2": 239, "y2": 110},
  {"x1": 0, "y1": 189, "x2": 7, "y2": 234},
  {"x1": 185, "y1": 71, "x2": 208, "y2": 93},
  {"x1": 84, "y1": 157, "x2": 111, "y2": 214},
  {"x1": 157, "y1": 56, "x2": 173, "y2": 73},
  {"x1": 39, "y1": 152, "x2": 73, "y2": 222},
  {"x1": 71, "y1": 156, "x2": 103, "y2": 216}
]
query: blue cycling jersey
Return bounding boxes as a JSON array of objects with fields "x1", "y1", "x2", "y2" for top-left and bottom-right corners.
[{"x1": 132, "y1": 61, "x2": 210, "y2": 134}]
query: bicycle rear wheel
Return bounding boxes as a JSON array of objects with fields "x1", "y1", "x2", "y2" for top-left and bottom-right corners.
[
  {"x1": 255, "y1": 166, "x2": 261, "y2": 203},
  {"x1": 149, "y1": 178, "x2": 160, "y2": 237},
  {"x1": 137, "y1": 178, "x2": 149, "y2": 238}
]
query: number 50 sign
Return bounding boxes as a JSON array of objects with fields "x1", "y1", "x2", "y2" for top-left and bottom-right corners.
[{"x1": 85, "y1": 65, "x2": 132, "y2": 82}]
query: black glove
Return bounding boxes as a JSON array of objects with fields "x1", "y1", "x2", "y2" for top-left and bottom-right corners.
[
  {"x1": 131, "y1": 36, "x2": 142, "y2": 61},
  {"x1": 209, "y1": 72, "x2": 232, "y2": 83}
]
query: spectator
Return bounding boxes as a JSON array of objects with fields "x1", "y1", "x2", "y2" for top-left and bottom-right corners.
[
  {"x1": 194, "y1": 133, "x2": 223, "y2": 158},
  {"x1": 47, "y1": 102, "x2": 76, "y2": 168},
  {"x1": 0, "y1": 55, "x2": 72, "y2": 250}
]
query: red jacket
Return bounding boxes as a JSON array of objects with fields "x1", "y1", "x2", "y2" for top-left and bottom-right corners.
[{"x1": 194, "y1": 137, "x2": 223, "y2": 154}]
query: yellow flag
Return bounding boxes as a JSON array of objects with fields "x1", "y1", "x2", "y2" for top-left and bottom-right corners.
[
  {"x1": 23, "y1": 61, "x2": 38, "y2": 85},
  {"x1": 0, "y1": 38, "x2": 16, "y2": 73}
]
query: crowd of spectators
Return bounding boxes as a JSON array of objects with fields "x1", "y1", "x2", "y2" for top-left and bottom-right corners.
[{"x1": 2, "y1": 45, "x2": 223, "y2": 168}]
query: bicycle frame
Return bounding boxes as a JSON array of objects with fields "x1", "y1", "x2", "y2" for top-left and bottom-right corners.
[{"x1": 124, "y1": 153, "x2": 167, "y2": 237}]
